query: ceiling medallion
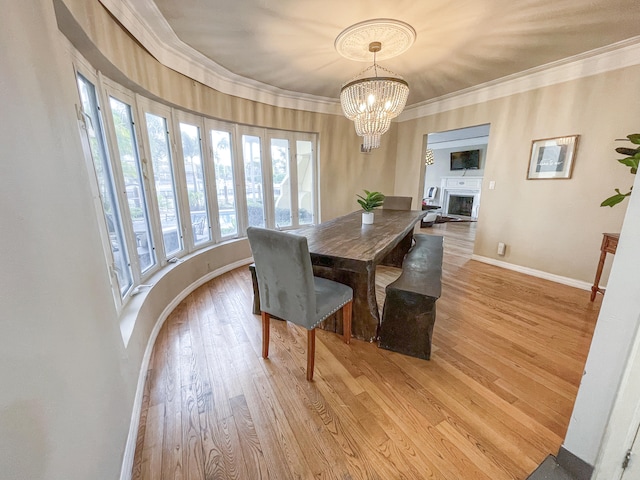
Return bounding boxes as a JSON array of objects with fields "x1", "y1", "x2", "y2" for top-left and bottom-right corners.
[
  {"x1": 337, "y1": 20, "x2": 415, "y2": 150},
  {"x1": 335, "y1": 19, "x2": 416, "y2": 62}
]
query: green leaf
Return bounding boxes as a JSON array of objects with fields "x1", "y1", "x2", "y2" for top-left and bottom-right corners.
[
  {"x1": 601, "y1": 193, "x2": 627, "y2": 207},
  {"x1": 627, "y1": 133, "x2": 640, "y2": 144},
  {"x1": 615, "y1": 147, "x2": 640, "y2": 156},
  {"x1": 357, "y1": 189, "x2": 385, "y2": 211},
  {"x1": 618, "y1": 157, "x2": 640, "y2": 169},
  {"x1": 601, "y1": 189, "x2": 632, "y2": 207}
]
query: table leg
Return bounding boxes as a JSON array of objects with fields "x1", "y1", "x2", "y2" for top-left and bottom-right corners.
[
  {"x1": 380, "y1": 230, "x2": 414, "y2": 267},
  {"x1": 312, "y1": 265, "x2": 380, "y2": 342},
  {"x1": 590, "y1": 248, "x2": 608, "y2": 301}
]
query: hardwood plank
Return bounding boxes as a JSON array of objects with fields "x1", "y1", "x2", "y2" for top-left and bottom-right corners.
[
  {"x1": 256, "y1": 324, "x2": 358, "y2": 477},
  {"x1": 131, "y1": 367, "x2": 152, "y2": 480},
  {"x1": 214, "y1": 414, "x2": 251, "y2": 480},
  {"x1": 161, "y1": 311, "x2": 185, "y2": 480},
  {"x1": 131, "y1": 222, "x2": 598, "y2": 480},
  {"x1": 229, "y1": 394, "x2": 271, "y2": 480},
  {"x1": 178, "y1": 302, "x2": 206, "y2": 480},
  {"x1": 139, "y1": 404, "x2": 165, "y2": 480}
]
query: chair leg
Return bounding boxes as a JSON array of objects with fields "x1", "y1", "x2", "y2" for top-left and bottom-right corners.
[
  {"x1": 342, "y1": 300, "x2": 352, "y2": 345},
  {"x1": 306, "y1": 328, "x2": 316, "y2": 381},
  {"x1": 261, "y1": 311, "x2": 270, "y2": 359}
]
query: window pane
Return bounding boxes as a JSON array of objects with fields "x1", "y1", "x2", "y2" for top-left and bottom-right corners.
[
  {"x1": 145, "y1": 112, "x2": 183, "y2": 257},
  {"x1": 271, "y1": 138, "x2": 292, "y2": 227},
  {"x1": 180, "y1": 123, "x2": 210, "y2": 245},
  {"x1": 296, "y1": 140, "x2": 314, "y2": 225},
  {"x1": 242, "y1": 135, "x2": 265, "y2": 227},
  {"x1": 211, "y1": 130, "x2": 237, "y2": 237},
  {"x1": 77, "y1": 75, "x2": 133, "y2": 295},
  {"x1": 109, "y1": 97, "x2": 155, "y2": 272}
]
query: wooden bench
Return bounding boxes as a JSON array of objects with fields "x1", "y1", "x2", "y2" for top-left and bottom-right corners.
[{"x1": 378, "y1": 234, "x2": 443, "y2": 360}]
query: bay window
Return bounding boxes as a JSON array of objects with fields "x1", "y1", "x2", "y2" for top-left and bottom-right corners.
[{"x1": 75, "y1": 66, "x2": 318, "y2": 310}]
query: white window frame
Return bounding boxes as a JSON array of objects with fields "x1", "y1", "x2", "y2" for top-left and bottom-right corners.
[
  {"x1": 266, "y1": 131, "x2": 295, "y2": 229},
  {"x1": 73, "y1": 65, "x2": 132, "y2": 309},
  {"x1": 204, "y1": 118, "x2": 239, "y2": 242},
  {"x1": 101, "y1": 79, "x2": 160, "y2": 284},
  {"x1": 136, "y1": 97, "x2": 185, "y2": 263},
  {"x1": 173, "y1": 111, "x2": 214, "y2": 252},
  {"x1": 237, "y1": 126, "x2": 269, "y2": 233},
  {"x1": 292, "y1": 133, "x2": 318, "y2": 226}
]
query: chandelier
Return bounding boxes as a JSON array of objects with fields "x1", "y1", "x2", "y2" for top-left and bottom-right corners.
[
  {"x1": 425, "y1": 148, "x2": 435, "y2": 165},
  {"x1": 340, "y1": 42, "x2": 409, "y2": 150},
  {"x1": 335, "y1": 19, "x2": 415, "y2": 151}
]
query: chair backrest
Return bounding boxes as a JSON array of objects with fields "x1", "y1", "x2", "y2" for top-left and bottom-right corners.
[
  {"x1": 425, "y1": 186, "x2": 438, "y2": 200},
  {"x1": 383, "y1": 196, "x2": 412, "y2": 210},
  {"x1": 247, "y1": 227, "x2": 316, "y2": 323}
]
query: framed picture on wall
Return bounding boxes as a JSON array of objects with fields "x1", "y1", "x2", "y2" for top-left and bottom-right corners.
[{"x1": 527, "y1": 135, "x2": 579, "y2": 179}]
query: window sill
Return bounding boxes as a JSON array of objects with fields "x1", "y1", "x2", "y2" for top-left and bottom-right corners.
[{"x1": 118, "y1": 237, "x2": 252, "y2": 347}]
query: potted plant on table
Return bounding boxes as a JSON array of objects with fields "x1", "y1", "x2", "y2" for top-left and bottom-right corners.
[{"x1": 357, "y1": 190, "x2": 385, "y2": 225}]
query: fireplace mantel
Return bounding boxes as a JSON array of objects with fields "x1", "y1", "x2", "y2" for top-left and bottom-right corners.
[{"x1": 440, "y1": 176, "x2": 483, "y2": 219}]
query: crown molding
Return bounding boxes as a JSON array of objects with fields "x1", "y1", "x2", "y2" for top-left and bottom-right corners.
[
  {"x1": 97, "y1": 1, "x2": 640, "y2": 120},
  {"x1": 398, "y1": 36, "x2": 640, "y2": 121},
  {"x1": 97, "y1": 0, "x2": 342, "y2": 115}
]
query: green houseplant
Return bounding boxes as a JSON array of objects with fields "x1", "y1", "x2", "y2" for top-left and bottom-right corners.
[
  {"x1": 601, "y1": 133, "x2": 639, "y2": 207},
  {"x1": 357, "y1": 190, "x2": 385, "y2": 224}
]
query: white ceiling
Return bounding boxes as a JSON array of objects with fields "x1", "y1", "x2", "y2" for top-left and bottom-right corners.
[{"x1": 114, "y1": 0, "x2": 640, "y2": 108}]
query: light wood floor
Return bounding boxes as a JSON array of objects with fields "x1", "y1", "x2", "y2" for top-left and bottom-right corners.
[{"x1": 131, "y1": 222, "x2": 601, "y2": 480}]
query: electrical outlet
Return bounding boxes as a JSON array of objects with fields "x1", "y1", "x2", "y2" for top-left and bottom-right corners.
[
  {"x1": 497, "y1": 242, "x2": 506, "y2": 256},
  {"x1": 489, "y1": 180, "x2": 496, "y2": 190}
]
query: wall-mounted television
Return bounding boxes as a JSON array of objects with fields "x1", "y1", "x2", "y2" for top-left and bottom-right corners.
[{"x1": 450, "y1": 149, "x2": 480, "y2": 170}]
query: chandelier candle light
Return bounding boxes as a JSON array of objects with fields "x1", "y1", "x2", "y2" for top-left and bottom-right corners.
[{"x1": 336, "y1": 20, "x2": 415, "y2": 150}]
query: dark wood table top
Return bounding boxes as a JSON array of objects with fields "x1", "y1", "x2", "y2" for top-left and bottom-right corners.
[{"x1": 295, "y1": 209, "x2": 427, "y2": 269}]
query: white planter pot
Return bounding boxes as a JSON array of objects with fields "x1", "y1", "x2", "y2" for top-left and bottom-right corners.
[{"x1": 362, "y1": 211, "x2": 374, "y2": 225}]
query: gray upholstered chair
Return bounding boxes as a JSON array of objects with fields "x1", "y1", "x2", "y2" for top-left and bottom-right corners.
[
  {"x1": 246, "y1": 226, "x2": 353, "y2": 381},
  {"x1": 383, "y1": 196, "x2": 412, "y2": 210}
]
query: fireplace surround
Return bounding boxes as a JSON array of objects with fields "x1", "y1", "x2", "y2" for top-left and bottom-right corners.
[{"x1": 440, "y1": 176, "x2": 482, "y2": 219}]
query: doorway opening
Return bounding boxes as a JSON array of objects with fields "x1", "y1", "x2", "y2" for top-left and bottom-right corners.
[{"x1": 420, "y1": 123, "x2": 491, "y2": 241}]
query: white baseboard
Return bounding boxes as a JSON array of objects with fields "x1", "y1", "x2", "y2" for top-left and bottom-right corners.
[
  {"x1": 471, "y1": 254, "x2": 594, "y2": 291},
  {"x1": 119, "y1": 257, "x2": 253, "y2": 480}
]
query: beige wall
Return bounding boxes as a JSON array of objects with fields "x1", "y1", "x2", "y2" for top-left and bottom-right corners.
[
  {"x1": 394, "y1": 68, "x2": 639, "y2": 284},
  {"x1": 1, "y1": 1, "x2": 130, "y2": 478},
  {"x1": 56, "y1": 0, "x2": 398, "y2": 222}
]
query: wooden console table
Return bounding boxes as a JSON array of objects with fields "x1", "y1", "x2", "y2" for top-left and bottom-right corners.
[{"x1": 590, "y1": 233, "x2": 619, "y2": 301}]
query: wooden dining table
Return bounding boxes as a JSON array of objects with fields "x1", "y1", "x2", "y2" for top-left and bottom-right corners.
[{"x1": 294, "y1": 209, "x2": 427, "y2": 341}]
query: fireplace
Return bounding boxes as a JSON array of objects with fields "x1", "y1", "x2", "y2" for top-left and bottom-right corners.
[
  {"x1": 448, "y1": 195, "x2": 474, "y2": 216},
  {"x1": 440, "y1": 176, "x2": 482, "y2": 219}
]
